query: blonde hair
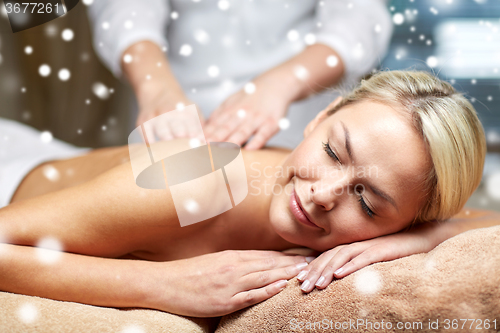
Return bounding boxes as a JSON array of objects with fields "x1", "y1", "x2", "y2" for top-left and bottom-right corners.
[{"x1": 327, "y1": 70, "x2": 486, "y2": 224}]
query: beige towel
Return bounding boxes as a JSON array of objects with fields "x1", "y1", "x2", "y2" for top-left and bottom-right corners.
[
  {"x1": 216, "y1": 226, "x2": 500, "y2": 333},
  {"x1": 0, "y1": 291, "x2": 220, "y2": 333}
]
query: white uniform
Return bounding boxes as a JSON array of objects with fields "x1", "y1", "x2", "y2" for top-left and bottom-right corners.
[{"x1": 88, "y1": 0, "x2": 392, "y2": 148}]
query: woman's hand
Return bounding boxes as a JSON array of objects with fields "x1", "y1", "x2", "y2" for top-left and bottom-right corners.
[
  {"x1": 150, "y1": 250, "x2": 313, "y2": 317},
  {"x1": 203, "y1": 44, "x2": 345, "y2": 149},
  {"x1": 136, "y1": 81, "x2": 204, "y2": 143},
  {"x1": 121, "y1": 41, "x2": 205, "y2": 143},
  {"x1": 296, "y1": 223, "x2": 444, "y2": 293},
  {"x1": 203, "y1": 74, "x2": 296, "y2": 150}
]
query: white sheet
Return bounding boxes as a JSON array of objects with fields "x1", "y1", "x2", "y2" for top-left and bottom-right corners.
[{"x1": 0, "y1": 119, "x2": 89, "y2": 208}]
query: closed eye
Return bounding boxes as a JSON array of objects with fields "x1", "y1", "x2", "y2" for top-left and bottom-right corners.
[
  {"x1": 324, "y1": 141, "x2": 376, "y2": 218},
  {"x1": 358, "y1": 196, "x2": 375, "y2": 218},
  {"x1": 322, "y1": 141, "x2": 340, "y2": 164},
  {"x1": 355, "y1": 185, "x2": 376, "y2": 218}
]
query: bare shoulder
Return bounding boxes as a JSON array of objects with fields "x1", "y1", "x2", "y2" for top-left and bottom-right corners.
[{"x1": 241, "y1": 146, "x2": 291, "y2": 165}]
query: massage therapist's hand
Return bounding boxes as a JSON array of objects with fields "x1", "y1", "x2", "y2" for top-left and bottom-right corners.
[
  {"x1": 136, "y1": 81, "x2": 204, "y2": 143},
  {"x1": 203, "y1": 44, "x2": 346, "y2": 149},
  {"x1": 150, "y1": 250, "x2": 312, "y2": 317},
  {"x1": 121, "y1": 41, "x2": 204, "y2": 143},
  {"x1": 203, "y1": 73, "x2": 295, "y2": 150},
  {"x1": 296, "y1": 223, "x2": 444, "y2": 293}
]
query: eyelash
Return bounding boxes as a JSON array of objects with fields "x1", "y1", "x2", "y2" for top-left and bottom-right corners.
[
  {"x1": 322, "y1": 141, "x2": 340, "y2": 162},
  {"x1": 358, "y1": 196, "x2": 374, "y2": 218},
  {"x1": 322, "y1": 141, "x2": 375, "y2": 218}
]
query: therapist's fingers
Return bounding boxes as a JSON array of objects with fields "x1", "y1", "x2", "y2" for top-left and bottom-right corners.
[
  {"x1": 244, "y1": 118, "x2": 279, "y2": 150},
  {"x1": 169, "y1": 118, "x2": 190, "y2": 138},
  {"x1": 206, "y1": 113, "x2": 244, "y2": 142},
  {"x1": 225, "y1": 121, "x2": 260, "y2": 147},
  {"x1": 186, "y1": 112, "x2": 206, "y2": 139},
  {"x1": 155, "y1": 122, "x2": 174, "y2": 141},
  {"x1": 202, "y1": 109, "x2": 221, "y2": 138},
  {"x1": 224, "y1": 113, "x2": 267, "y2": 146},
  {"x1": 142, "y1": 121, "x2": 157, "y2": 144},
  {"x1": 203, "y1": 107, "x2": 232, "y2": 138}
]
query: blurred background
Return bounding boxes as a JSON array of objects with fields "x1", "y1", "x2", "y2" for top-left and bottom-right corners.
[{"x1": 0, "y1": 0, "x2": 499, "y2": 210}]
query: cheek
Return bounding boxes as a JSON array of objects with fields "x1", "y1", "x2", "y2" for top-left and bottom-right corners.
[{"x1": 318, "y1": 212, "x2": 382, "y2": 249}]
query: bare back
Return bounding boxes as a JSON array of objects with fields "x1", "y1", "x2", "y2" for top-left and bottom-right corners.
[{"x1": 5, "y1": 144, "x2": 297, "y2": 262}]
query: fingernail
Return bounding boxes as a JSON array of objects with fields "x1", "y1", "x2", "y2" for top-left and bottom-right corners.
[
  {"x1": 315, "y1": 276, "x2": 325, "y2": 287},
  {"x1": 296, "y1": 270, "x2": 307, "y2": 280},
  {"x1": 295, "y1": 262, "x2": 308, "y2": 270},
  {"x1": 305, "y1": 256, "x2": 315, "y2": 263},
  {"x1": 300, "y1": 280, "x2": 310, "y2": 291},
  {"x1": 276, "y1": 280, "x2": 288, "y2": 290},
  {"x1": 334, "y1": 267, "x2": 343, "y2": 275}
]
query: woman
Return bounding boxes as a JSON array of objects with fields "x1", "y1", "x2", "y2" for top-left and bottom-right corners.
[{"x1": 0, "y1": 70, "x2": 497, "y2": 318}]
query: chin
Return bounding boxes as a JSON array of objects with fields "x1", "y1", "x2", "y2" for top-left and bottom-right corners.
[{"x1": 269, "y1": 196, "x2": 308, "y2": 247}]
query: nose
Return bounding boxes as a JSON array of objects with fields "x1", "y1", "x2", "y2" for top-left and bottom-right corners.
[{"x1": 310, "y1": 174, "x2": 349, "y2": 211}]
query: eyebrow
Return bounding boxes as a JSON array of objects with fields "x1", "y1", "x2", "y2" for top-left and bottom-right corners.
[
  {"x1": 340, "y1": 121, "x2": 399, "y2": 212},
  {"x1": 341, "y1": 121, "x2": 353, "y2": 163},
  {"x1": 368, "y1": 183, "x2": 398, "y2": 212}
]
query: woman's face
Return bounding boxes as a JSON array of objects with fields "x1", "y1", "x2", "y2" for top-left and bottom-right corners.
[{"x1": 269, "y1": 99, "x2": 432, "y2": 251}]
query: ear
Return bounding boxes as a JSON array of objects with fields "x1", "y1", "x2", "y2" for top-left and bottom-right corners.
[{"x1": 303, "y1": 96, "x2": 343, "y2": 138}]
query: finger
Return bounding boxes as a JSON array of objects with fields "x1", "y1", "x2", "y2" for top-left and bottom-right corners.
[
  {"x1": 186, "y1": 118, "x2": 204, "y2": 139},
  {"x1": 236, "y1": 250, "x2": 315, "y2": 265},
  {"x1": 155, "y1": 122, "x2": 174, "y2": 141},
  {"x1": 334, "y1": 245, "x2": 392, "y2": 278},
  {"x1": 244, "y1": 118, "x2": 279, "y2": 150},
  {"x1": 295, "y1": 247, "x2": 343, "y2": 283},
  {"x1": 225, "y1": 122, "x2": 259, "y2": 147},
  {"x1": 297, "y1": 245, "x2": 367, "y2": 293},
  {"x1": 298, "y1": 241, "x2": 373, "y2": 281},
  {"x1": 241, "y1": 254, "x2": 309, "y2": 275},
  {"x1": 190, "y1": 111, "x2": 208, "y2": 140},
  {"x1": 231, "y1": 114, "x2": 267, "y2": 147},
  {"x1": 296, "y1": 258, "x2": 332, "y2": 293},
  {"x1": 231, "y1": 279, "x2": 288, "y2": 310},
  {"x1": 142, "y1": 122, "x2": 156, "y2": 144},
  {"x1": 207, "y1": 114, "x2": 244, "y2": 142},
  {"x1": 240, "y1": 261, "x2": 309, "y2": 290},
  {"x1": 315, "y1": 248, "x2": 378, "y2": 289},
  {"x1": 235, "y1": 249, "x2": 306, "y2": 262},
  {"x1": 170, "y1": 119, "x2": 189, "y2": 138},
  {"x1": 204, "y1": 108, "x2": 229, "y2": 138}
]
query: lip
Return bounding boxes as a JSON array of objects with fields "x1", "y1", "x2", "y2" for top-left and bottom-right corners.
[{"x1": 290, "y1": 188, "x2": 320, "y2": 229}]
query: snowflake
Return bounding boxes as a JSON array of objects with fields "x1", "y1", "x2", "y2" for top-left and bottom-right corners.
[
  {"x1": 38, "y1": 64, "x2": 51, "y2": 77},
  {"x1": 58, "y1": 68, "x2": 71, "y2": 81},
  {"x1": 61, "y1": 28, "x2": 74, "y2": 41}
]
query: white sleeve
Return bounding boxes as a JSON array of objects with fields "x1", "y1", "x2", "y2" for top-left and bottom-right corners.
[
  {"x1": 87, "y1": 0, "x2": 170, "y2": 78},
  {"x1": 314, "y1": 0, "x2": 393, "y2": 85}
]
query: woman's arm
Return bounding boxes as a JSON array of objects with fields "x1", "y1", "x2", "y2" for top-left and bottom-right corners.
[
  {"x1": 121, "y1": 41, "x2": 201, "y2": 141},
  {"x1": 296, "y1": 208, "x2": 500, "y2": 293},
  {"x1": 87, "y1": 0, "x2": 169, "y2": 78},
  {"x1": 0, "y1": 243, "x2": 154, "y2": 309},
  {"x1": 0, "y1": 242, "x2": 309, "y2": 317},
  {"x1": 427, "y1": 208, "x2": 500, "y2": 242}
]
